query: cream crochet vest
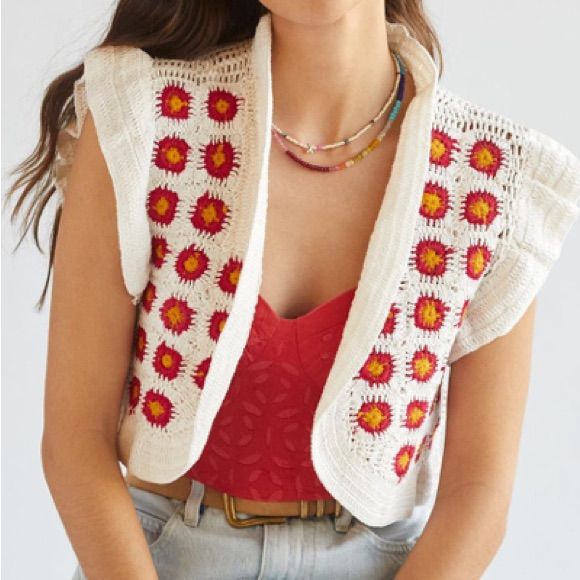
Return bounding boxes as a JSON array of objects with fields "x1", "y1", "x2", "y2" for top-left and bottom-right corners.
[{"x1": 54, "y1": 13, "x2": 580, "y2": 526}]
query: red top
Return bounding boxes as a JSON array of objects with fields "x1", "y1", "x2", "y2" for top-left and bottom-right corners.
[{"x1": 185, "y1": 286, "x2": 356, "y2": 501}]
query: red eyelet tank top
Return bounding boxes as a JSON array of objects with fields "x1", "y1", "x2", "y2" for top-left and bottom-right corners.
[{"x1": 185, "y1": 286, "x2": 357, "y2": 501}]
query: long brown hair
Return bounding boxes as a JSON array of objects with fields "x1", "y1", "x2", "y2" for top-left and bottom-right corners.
[{"x1": 4, "y1": 0, "x2": 443, "y2": 310}]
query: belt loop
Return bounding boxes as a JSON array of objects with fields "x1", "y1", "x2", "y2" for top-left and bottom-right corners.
[
  {"x1": 333, "y1": 502, "x2": 353, "y2": 534},
  {"x1": 183, "y1": 478, "x2": 205, "y2": 528}
]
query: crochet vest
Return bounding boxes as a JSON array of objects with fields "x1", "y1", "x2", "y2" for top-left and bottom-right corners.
[{"x1": 54, "y1": 12, "x2": 580, "y2": 526}]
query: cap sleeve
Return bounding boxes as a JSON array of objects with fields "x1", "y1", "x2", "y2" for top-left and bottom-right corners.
[
  {"x1": 448, "y1": 126, "x2": 580, "y2": 364},
  {"x1": 53, "y1": 45, "x2": 155, "y2": 305}
]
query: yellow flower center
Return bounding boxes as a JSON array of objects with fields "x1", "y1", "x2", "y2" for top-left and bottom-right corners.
[
  {"x1": 229, "y1": 269, "x2": 240, "y2": 286},
  {"x1": 398, "y1": 452, "x2": 411, "y2": 471},
  {"x1": 470, "y1": 199, "x2": 491, "y2": 222},
  {"x1": 422, "y1": 248, "x2": 443, "y2": 271},
  {"x1": 184, "y1": 254, "x2": 199, "y2": 273},
  {"x1": 168, "y1": 95, "x2": 186, "y2": 113},
  {"x1": 215, "y1": 98, "x2": 230, "y2": 114},
  {"x1": 474, "y1": 147, "x2": 495, "y2": 168},
  {"x1": 154, "y1": 196, "x2": 170, "y2": 216},
  {"x1": 420, "y1": 301, "x2": 440, "y2": 327},
  {"x1": 422, "y1": 191, "x2": 442, "y2": 215},
  {"x1": 148, "y1": 400, "x2": 165, "y2": 418},
  {"x1": 431, "y1": 138, "x2": 446, "y2": 160},
  {"x1": 202, "y1": 202, "x2": 219, "y2": 224},
  {"x1": 367, "y1": 357, "x2": 386, "y2": 377},
  {"x1": 408, "y1": 406, "x2": 425, "y2": 425},
  {"x1": 358, "y1": 406, "x2": 386, "y2": 429},
  {"x1": 470, "y1": 248, "x2": 485, "y2": 275},
  {"x1": 414, "y1": 357, "x2": 432, "y2": 379},
  {"x1": 166, "y1": 305, "x2": 183, "y2": 327},
  {"x1": 211, "y1": 143, "x2": 226, "y2": 168},
  {"x1": 164, "y1": 146, "x2": 183, "y2": 165}
]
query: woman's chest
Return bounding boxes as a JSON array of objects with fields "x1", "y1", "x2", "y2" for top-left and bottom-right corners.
[{"x1": 259, "y1": 138, "x2": 399, "y2": 319}]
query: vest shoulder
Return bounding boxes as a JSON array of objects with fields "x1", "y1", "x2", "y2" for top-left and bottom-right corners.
[
  {"x1": 434, "y1": 84, "x2": 580, "y2": 182},
  {"x1": 150, "y1": 37, "x2": 254, "y2": 77},
  {"x1": 433, "y1": 84, "x2": 530, "y2": 137}
]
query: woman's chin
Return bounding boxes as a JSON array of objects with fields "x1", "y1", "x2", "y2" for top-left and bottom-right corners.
[{"x1": 259, "y1": 0, "x2": 368, "y2": 28}]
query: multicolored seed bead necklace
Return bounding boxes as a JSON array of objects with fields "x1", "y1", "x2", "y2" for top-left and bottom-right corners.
[
  {"x1": 272, "y1": 49, "x2": 402, "y2": 154},
  {"x1": 271, "y1": 51, "x2": 406, "y2": 172}
]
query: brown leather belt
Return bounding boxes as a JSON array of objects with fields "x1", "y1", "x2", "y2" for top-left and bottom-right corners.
[{"x1": 125, "y1": 472, "x2": 342, "y2": 528}]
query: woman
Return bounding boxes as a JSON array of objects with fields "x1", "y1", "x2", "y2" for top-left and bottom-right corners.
[{"x1": 6, "y1": 1, "x2": 580, "y2": 579}]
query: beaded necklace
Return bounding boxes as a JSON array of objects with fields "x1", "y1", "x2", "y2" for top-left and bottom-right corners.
[
  {"x1": 271, "y1": 52, "x2": 406, "y2": 173},
  {"x1": 272, "y1": 50, "x2": 401, "y2": 154}
]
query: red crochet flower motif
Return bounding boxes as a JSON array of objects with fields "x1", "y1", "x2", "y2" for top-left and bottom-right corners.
[
  {"x1": 159, "y1": 296, "x2": 195, "y2": 335},
  {"x1": 359, "y1": 351, "x2": 394, "y2": 384},
  {"x1": 206, "y1": 88, "x2": 240, "y2": 123},
  {"x1": 147, "y1": 186, "x2": 179, "y2": 226},
  {"x1": 208, "y1": 310, "x2": 229, "y2": 341},
  {"x1": 469, "y1": 139, "x2": 503, "y2": 177},
  {"x1": 420, "y1": 182, "x2": 449, "y2": 220},
  {"x1": 141, "y1": 281, "x2": 157, "y2": 314},
  {"x1": 414, "y1": 239, "x2": 451, "y2": 277},
  {"x1": 429, "y1": 129, "x2": 459, "y2": 167},
  {"x1": 192, "y1": 356, "x2": 212, "y2": 390},
  {"x1": 201, "y1": 138, "x2": 239, "y2": 180},
  {"x1": 190, "y1": 191, "x2": 230, "y2": 235},
  {"x1": 456, "y1": 299, "x2": 470, "y2": 328},
  {"x1": 382, "y1": 304, "x2": 400, "y2": 335},
  {"x1": 394, "y1": 444, "x2": 416, "y2": 480},
  {"x1": 142, "y1": 389, "x2": 174, "y2": 428},
  {"x1": 135, "y1": 326, "x2": 147, "y2": 362},
  {"x1": 410, "y1": 347, "x2": 438, "y2": 382},
  {"x1": 128, "y1": 376, "x2": 140, "y2": 414},
  {"x1": 159, "y1": 84, "x2": 191, "y2": 119},
  {"x1": 217, "y1": 257, "x2": 242, "y2": 294},
  {"x1": 462, "y1": 190, "x2": 499, "y2": 227},
  {"x1": 154, "y1": 136, "x2": 190, "y2": 173},
  {"x1": 405, "y1": 400, "x2": 430, "y2": 430},
  {"x1": 175, "y1": 245, "x2": 210, "y2": 283},
  {"x1": 152, "y1": 341, "x2": 183, "y2": 380},
  {"x1": 466, "y1": 243, "x2": 492, "y2": 280},
  {"x1": 414, "y1": 294, "x2": 448, "y2": 332},
  {"x1": 151, "y1": 236, "x2": 169, "y2": 269},
  {"x1": 356, "y1": 401, "x2": 392, "y2": 434}
]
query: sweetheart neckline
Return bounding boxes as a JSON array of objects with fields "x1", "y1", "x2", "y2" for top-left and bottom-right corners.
[{"x1": 257, "y1": 286, "x2": 357, "y2": 323}]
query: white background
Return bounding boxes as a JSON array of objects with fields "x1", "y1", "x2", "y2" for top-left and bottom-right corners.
[{"x1": 3, "y1": 1, "x2": 580, "y2": 578}]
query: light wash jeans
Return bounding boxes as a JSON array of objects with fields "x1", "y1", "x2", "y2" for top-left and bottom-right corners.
[{"x1": 71, "y1": 479, "x2": 420, "y2": 579}]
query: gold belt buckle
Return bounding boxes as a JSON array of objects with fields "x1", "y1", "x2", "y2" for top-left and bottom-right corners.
[
  {"x1": 222, "y1": 493, "x2": 342, "y2": 528},
  {"x1": 223, "y1": 493, "x2": 289, "y2": 528}
]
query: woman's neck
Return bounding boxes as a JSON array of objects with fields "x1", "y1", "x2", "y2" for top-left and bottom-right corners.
[{"x1": 269, "y1": 2, "x2": 398, "y2": 147}]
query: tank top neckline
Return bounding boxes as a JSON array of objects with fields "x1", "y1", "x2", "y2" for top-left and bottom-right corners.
[{"x1": 257, "y1": 285, "x2": 357, "y2": 329}]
